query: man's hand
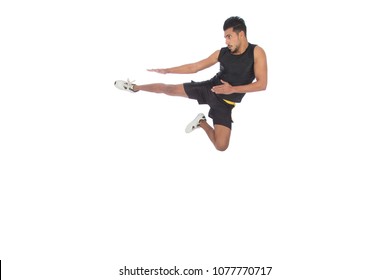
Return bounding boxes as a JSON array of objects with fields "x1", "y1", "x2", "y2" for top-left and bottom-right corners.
[
  {"x1": 147, "y1": 69, "x2": 168, "y2": 74},
  {"x1": 211, "y1": 80, "x2": 234, "y2": 94}
]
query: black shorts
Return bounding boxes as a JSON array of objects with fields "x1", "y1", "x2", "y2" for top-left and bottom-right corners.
[{"x1": 183, "y1": 80, "x2": 235, "y2": 129}]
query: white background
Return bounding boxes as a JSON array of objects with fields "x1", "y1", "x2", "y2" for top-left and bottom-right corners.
[{"x1": 1, "y1": 0, "x2": 389, "y2": 279}]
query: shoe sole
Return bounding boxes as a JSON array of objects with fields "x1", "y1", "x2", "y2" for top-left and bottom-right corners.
[{"x1": 185, "y1": 113, "x2": 206, "y2": 133}]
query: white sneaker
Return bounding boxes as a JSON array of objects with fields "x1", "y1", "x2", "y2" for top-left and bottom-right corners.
[
  {"x1": 114, "y1": 79, "x2": 139, "y2": 92},
  {"x1": 185, "y1": 113, "x2": 206, "y2": 133}
]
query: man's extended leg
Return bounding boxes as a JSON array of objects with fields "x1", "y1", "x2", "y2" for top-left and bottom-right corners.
[
  {"x1": 199, "y1": 121, "x2": 231, "y2": 151},
  {"x1": 134, "y1": 83, "x2": 188, "y2": 97},
  {"x1": 115, "y1": 79, "x2": 187, "y2": 97},
  {"x1": 134, "y1": 84, "x2": 188, "y2": 97}
]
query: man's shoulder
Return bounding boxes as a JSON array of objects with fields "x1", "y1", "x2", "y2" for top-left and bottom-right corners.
[
  {"x1": 251, "y1": 44, "x2": 266, "y2": 56},
  {"x1": 217, "y1": 47, "x2": 229, "y2": 60},
  {"x1": 219, "y1": 46, "x2": 229, "y2": 53},
  {"x1": 252, "y1": 44, "x2": 265, "y2": 52}
]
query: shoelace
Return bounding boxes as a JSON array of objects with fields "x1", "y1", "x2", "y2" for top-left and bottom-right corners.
[{"x1": 127, "y1": 79, "x2": 135, "y2": 89}]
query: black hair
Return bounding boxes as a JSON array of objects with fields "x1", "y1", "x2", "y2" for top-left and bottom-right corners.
[{"x1": 223, "y1": 16, "x2": 247, "y2": 36}]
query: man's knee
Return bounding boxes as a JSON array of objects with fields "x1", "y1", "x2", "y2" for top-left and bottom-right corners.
[
  {"x1": 213, "y1": 124, "x2": 231, "y2": 151},
  {"x1": 165, "y1": 84, "x2": 186, "y2": 96},
  {"x1": 215, "y1": 140, "x2": 229, "y2": 151}
]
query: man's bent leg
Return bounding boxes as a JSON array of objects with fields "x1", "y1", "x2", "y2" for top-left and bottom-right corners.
[
  {"x1": 134, "y1": 84, "x2": 188, "y2": 97},
  {"x1": 199, "y1": 122, "x2": 231, "y2": 151},
  {"x1": 214, "y1": 125, "x2": 231, "y2": 151}
]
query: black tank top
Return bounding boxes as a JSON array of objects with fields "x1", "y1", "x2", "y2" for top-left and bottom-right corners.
[{"x1": 210, "y1": 43, "x2": 256, "y2": 103}]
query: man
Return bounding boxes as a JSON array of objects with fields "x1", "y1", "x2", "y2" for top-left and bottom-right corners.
[{"x1": 114, "y1": 16, "x2": 267, "y2": 151}]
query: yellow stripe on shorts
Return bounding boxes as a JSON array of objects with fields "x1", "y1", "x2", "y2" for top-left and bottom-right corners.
[{"x1": 223, "y1": 99, "x2": 236, "y2": 106}]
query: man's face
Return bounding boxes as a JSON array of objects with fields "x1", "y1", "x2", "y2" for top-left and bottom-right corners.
[{"x1": 224, "y1": 27, "x2": 241, "y2": 54}]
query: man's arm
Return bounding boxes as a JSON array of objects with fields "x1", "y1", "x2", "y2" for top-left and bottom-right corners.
[
  {"x1": 148, "y1": 50, "x2": 220, "y2": 74},
  {"x1": 212, "y1": 46, "x2": 268, "y2": 94}
]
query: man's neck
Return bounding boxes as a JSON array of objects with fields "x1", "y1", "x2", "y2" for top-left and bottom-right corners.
[{"x1": 236, "y1": 41, "x2": 249, "y2": 55}]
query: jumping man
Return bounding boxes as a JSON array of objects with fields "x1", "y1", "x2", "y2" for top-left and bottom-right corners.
[{"x1": 114, "y1": 16, "x2": 268, "y2": 151}]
